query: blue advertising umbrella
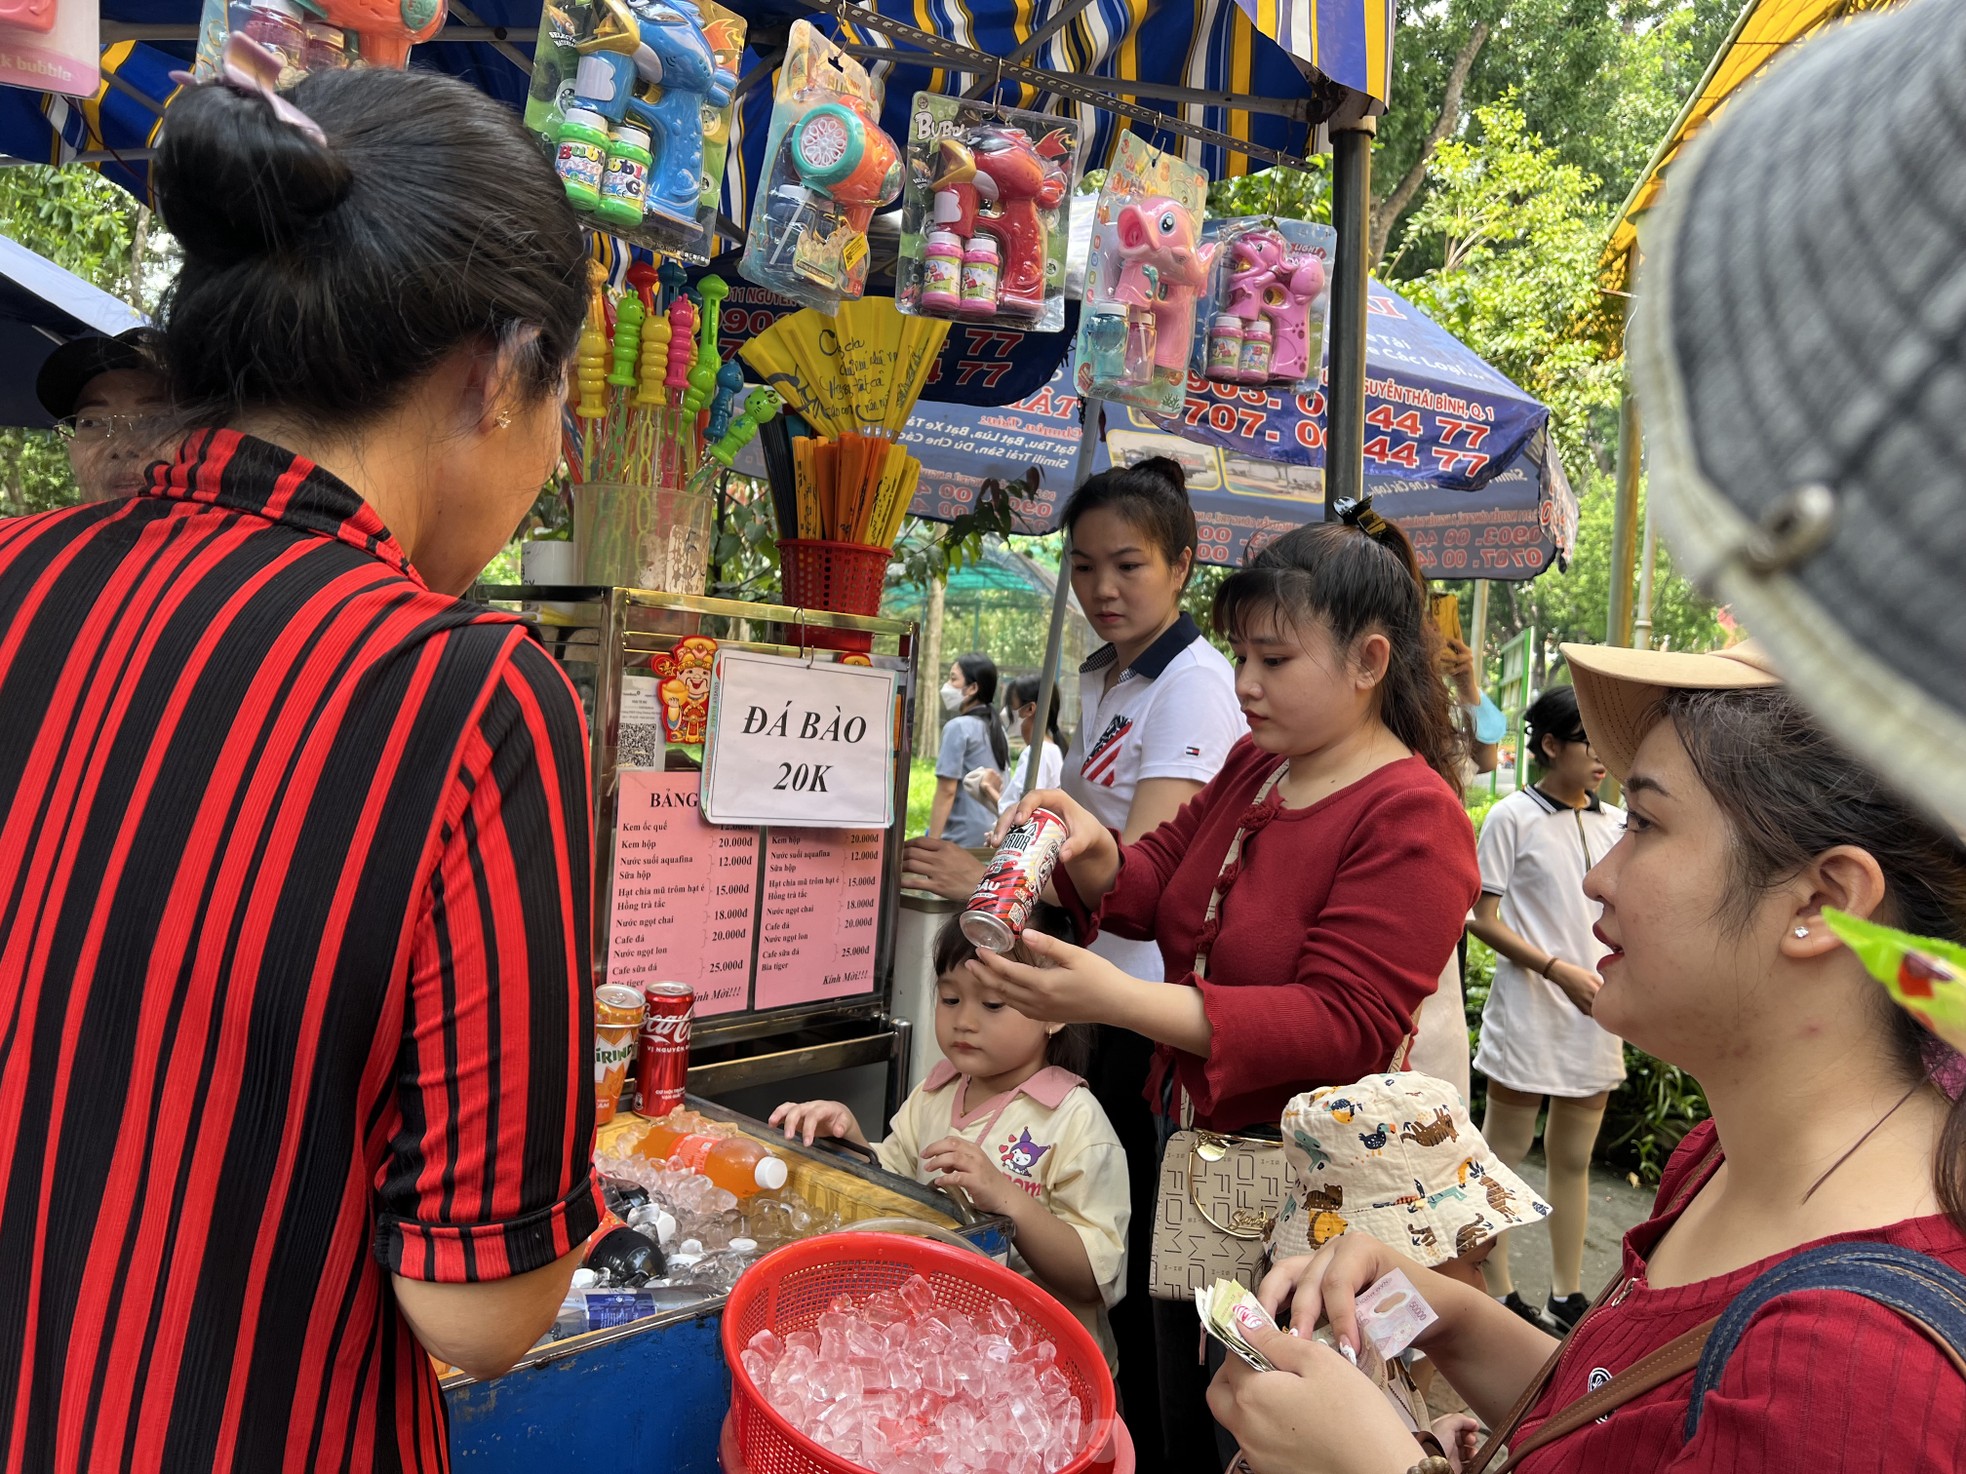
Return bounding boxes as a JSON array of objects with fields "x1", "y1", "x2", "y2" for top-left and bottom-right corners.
[
  {"x1": 726, "y1": 276, "x2": 1576, "y2": 580},
  {"x1": 0, "y1": 236, "x2": 148, "y2": 428}
]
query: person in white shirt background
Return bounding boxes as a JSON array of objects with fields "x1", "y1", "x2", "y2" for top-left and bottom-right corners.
[
  {"x1": 971, "y1": 674, "x2": 1067, "y2": 816},
  {"x1": 1465, "y1": 683, "x2": 1628, "y2": 1334},
  {"x1": 903, "y1": 457, "x2": 1241, "y2": 1453}
]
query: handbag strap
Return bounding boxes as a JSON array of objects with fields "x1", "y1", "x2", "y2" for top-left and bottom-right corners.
[{"x1": 1464, "y1": 1136, "x2": 1725, "y2": 1474}]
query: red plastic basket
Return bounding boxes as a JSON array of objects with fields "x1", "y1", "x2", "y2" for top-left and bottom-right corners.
[
  {"x1": 722, "y1": 1232, "x2": 1118, "y2": 1474},
  {"x1": 778, "y1": 539, "x2": 892, "y2": 654}
]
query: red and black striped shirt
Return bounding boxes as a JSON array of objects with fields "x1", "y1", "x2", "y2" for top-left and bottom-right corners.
[{"x1": 0, "y1": 431, "x2": 602, "y2": 1473}]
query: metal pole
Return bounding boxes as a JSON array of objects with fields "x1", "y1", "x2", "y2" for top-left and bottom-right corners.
[
  {"x1": 1023, "y1": 399, "x2": 1104, "y2": 799},
  {"x1": 1324, "y1": 118, "x2": 1376, "y2": 516},
  {"x1": 1633, "y1": 496, "x2": 1658, "y2": 650},
  {"x1": 1469, "y1": 579, "x2": 1491, "y2": 669},
  {"x1": 1607, "y1": 377, "x2": 1642, "y2": 648}
]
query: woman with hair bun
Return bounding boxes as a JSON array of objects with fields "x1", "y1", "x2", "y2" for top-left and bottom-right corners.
[
  {"x1": 0, "y1": 67, "x2": 598, "y2": 1471},
  {"x1": 983, "y1": 503, "x2": 1480, "y2": 1467}
]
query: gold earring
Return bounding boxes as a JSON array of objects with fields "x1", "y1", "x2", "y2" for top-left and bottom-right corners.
[{"x1": 496, "y1": 411, "x2": 513, "y2": 430}]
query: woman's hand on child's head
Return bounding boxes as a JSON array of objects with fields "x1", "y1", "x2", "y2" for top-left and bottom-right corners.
[
  {"x1": 967, "y1": 928, "x2": 1123, "y2": 1026},
  {"x1": 1207, "y1": 1323, "x2": 1425, "y2": 1474},
  {"x1": 768, "y1": 1098, "x2": 859, "y2": 1146},
  {"x1": 1258, "y1": 1234, "x2": 1427, "y2": 1360},
  {"x1": 920, "y1": 1134, "x2": 1017, "y2": 1217},
  {"x1": 901, "y1": 837, "x2": 986, "y2": 900}
]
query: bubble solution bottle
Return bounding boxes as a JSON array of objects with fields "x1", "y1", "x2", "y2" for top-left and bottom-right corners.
[{"x1": 555, "y1": 107, "x2": 611, "y2": 212}]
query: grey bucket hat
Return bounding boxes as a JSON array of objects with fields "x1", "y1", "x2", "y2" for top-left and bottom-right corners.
[{"x1": 1630, "y1": 0, "x2": 1966, "y2": 833}]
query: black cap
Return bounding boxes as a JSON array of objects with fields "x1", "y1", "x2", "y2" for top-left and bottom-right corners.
[{"x1": 34, "y1": 326, "x2": 166, "y2": 422}]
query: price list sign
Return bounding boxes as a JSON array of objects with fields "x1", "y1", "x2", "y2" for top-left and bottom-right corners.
[
  {"x1": 607, "y1": 770, "x2": 759, "y2": 1015},
  {"x1": 752, "y1": 827, "x2": 887, "y2": 1011}
]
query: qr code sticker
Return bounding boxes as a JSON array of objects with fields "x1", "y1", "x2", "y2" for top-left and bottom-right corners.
[{"x1": 618, "y1": 723, "x2": 663, "y2": 771}]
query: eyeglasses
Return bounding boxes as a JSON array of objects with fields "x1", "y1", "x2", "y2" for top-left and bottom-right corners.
[{"x1": 54, "y1": 413, "x2": 156, "y2": 444}]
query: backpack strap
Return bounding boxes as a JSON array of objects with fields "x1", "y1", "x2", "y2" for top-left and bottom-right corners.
[{"x1": 1685, "y1": 1241, "x2": 1966, "y2": 1441}]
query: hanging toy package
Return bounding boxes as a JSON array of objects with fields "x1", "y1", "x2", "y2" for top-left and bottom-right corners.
[
  {"x1": 739, "y1": 18, "x2": 902, "y2": 313},
  {"x1": 1074, "y1": 133, "x2": 1209, "y2": 415},
  {"x1": 193, "y1": 0, "x2": 419, "y2": 81},
  {"x1": 894, "y1": 94, "x2": 1079, "y2": 333},
  {"x1": 1196, "y1": 217, "x2": 1334, "y2": 387},
  {"x1": 526, "y1": 0, "x2": 745, "y2": 260}
]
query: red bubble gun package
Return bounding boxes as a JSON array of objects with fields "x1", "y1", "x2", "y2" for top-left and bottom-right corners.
[
  {"x1": 896, "y1": 94, "x2": 1079, "y2": 333},
  {"x1": 1075, "y1": 134, "x2": 1209, "y2": 415},
  {"x1": 740, "y1": 19, "x2": 902, "y2": 313}
]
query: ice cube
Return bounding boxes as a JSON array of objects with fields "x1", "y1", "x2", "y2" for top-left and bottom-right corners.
[{"x1": 898, "y1": 1274, "x2": 937, "y2": 1317}]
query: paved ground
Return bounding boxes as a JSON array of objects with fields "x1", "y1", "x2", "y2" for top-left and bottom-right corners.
[{"x1": 1494, "y1": 1150, "x2": 1656, "y2": 1309}]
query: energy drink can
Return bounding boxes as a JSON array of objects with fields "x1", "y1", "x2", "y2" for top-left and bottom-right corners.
[{"x1": 959, "y1": 808, "x2": 1068, "y2": 952}]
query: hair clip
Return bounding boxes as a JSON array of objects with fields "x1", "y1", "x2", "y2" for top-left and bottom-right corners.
[
  {"x1": 1335, "y1": 495, "x2": 1393, "y2": 542},
  {"x1": 170, "y1": 33, "x2": 328, "y2": 147}
]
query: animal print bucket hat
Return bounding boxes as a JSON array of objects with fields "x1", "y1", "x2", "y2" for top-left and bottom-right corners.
[{"x1": 1268, "y1": 1073, "x2": 1551, "y2": 1267}]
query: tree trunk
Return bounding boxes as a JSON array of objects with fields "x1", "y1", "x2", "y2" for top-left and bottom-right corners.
[
  {"x1": 916, "y1": 574, "x2": 946, "y2": 760},
  {"x1": 1368, "y1": 21, "x2": 1490, "y2": 268},
  {"x1": 127, "y1": 209, "x2": 150, "y2": 312}
]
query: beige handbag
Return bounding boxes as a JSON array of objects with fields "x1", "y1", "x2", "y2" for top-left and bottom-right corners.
[
  {"x1": 1148, "y1": 763, "x2": 1292, "y2": 1301},
  {"x1": 1146, "y1": 760, "x2": 1414, "y2": 1301}
]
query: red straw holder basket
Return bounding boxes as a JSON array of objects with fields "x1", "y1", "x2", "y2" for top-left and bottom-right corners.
[
  {"x1": 722, "y1": 1232, "x2": 1118, "y2": 1474},
  {"x1": 778, "y1": 539, "x2": 892, "y2": 653}
]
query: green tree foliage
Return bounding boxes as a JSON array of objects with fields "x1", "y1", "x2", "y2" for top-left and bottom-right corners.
[
  {"x1": 0, "y1": 165, "x2": 163, "y2": 518},
  {"x1": 1394, "y1": 98, "x2": 1621, "y2": 474}
]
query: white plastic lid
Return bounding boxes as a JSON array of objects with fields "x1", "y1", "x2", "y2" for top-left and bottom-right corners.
[
  {"x1": 967, "y1": 236, "x2": 1000, "y2": 259},
  {"x1": 614, "y1": 125, "x2": 650, "y2": 151},
  {"x1": 561, "y1": 105, "x2": 607, "y2": 132},
  {"x1": 574, "y1": 55, "x2": 617, "y2": 99},
  {"x1": 1213, "y1": 314, "x2": 1243, "y2": 329},
  {"x1": 753, "y1": 1154, "x2": 789, "y2": 1191},
  {"x1": 927, "y1": 228, "x2": 963, "y2": 250}
]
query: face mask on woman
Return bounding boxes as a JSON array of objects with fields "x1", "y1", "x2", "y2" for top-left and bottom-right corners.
[{"x1": 940, "y1": 681, "x2": 966, "y2": 713}]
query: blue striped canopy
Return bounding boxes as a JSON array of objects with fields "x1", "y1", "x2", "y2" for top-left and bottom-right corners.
[{"x1": 1, "y1": 0, "x2": 1384, "y2": 206}]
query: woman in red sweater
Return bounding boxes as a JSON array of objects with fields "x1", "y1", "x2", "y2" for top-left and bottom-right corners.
[
  {"x1": 1209, "y1": 644, "x2": 1966, "y2": 1473},
  {"x1": 978, "y1": 508, "x2": 1480, "y2": 1467}
]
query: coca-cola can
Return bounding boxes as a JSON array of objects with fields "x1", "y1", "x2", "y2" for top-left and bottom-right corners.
[
  {"x1": 960, "y1": 808, "x2": 1068, "y2": 953},
  {"x1": 635, "y1": 981, "x2": 695, "y2": 1118}
]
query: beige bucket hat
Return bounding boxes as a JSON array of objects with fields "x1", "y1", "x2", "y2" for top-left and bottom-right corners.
[{"x1": 1269, "y1": 1073, "x2": 1551, "y2": 1267}]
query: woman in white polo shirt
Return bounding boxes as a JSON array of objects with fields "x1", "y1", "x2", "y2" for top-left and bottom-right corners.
[
  {"x1": 1054, "y1": 457, "x2": 1242, "y2": 1448},
  {"x1": 1466, "y1": 683, "x2": 1627, "y2": 1336}
]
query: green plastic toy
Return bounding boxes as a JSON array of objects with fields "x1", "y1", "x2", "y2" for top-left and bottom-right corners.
[{"x1": 1822, "y1": 907, "x2": 1966, "y2": 1053}]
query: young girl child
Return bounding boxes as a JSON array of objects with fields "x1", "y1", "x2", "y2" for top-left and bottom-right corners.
[
  {"x1": 1466, "y1": 684, "x2": 1627, "y2": 1332},
  {"x1": 771, "y1": 909, "x2": 1129, "y2": 1369},
  {"x1": 903, "y1": 457, "x2": 1241, "y2": 1453},
  {"x1": 983, "y1": 507, "x2": 1480, "y2": 1468}
]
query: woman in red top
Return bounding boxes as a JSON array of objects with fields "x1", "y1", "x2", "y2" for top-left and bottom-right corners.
[
  {"x1": 1210, "y1": 645, "x2": 1966, "y2": 1473},
  {"x1": 979, "y1": 509, "x2": 1479, "y2": 1468}
]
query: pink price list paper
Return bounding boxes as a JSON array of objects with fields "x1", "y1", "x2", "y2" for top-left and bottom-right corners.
[
  {"x1": 607, "y1": 770, "x2": 758, "y2": 1015},
  {"x1": 752, "y1": 827, "x2": 885, "y2": 1010}
]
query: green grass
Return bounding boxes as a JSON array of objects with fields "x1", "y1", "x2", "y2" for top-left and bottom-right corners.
[{"x1": 905, "y1": 757, "x2": 938, "y2": 837}]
